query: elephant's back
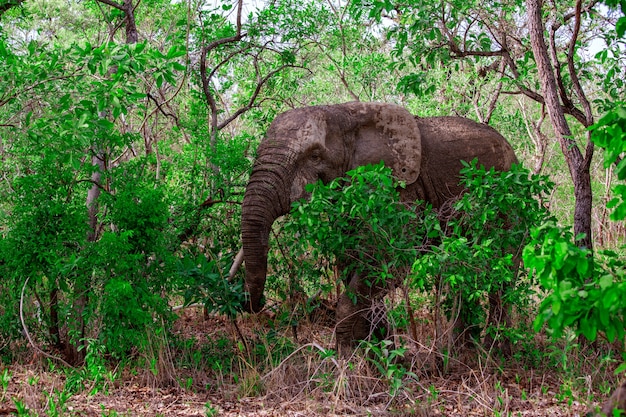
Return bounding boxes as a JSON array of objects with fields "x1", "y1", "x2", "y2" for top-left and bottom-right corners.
[
  {"x1": 416, "y1": 116, "x2": 517, "y2": 170},
  {"x1": 404, "y1": 116, "x2": 518, "y2": 208}
]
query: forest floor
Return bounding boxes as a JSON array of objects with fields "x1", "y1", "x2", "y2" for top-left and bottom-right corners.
[{"x1": 0, "y1": 306, "x2": 617, "y2": 416}]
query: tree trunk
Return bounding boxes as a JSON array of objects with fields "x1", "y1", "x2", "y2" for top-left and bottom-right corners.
[
  {"x1": 63, "y1": 152, "x2": 107, "y2": 364},
  {"x1": 96, "y1": 0, "x2": 139, "y2": 44},
  {"x1": 123, "y1": 0, "x2": 138, "y2": 44},
  {"x1": 67, "y1": 0, "x2": 139, "y2": 365},
  {"x1": 86, "y1": 153, "x2": 105, "y2": 242},
  {"x1": 526, "y1": 0, "x2": 594, "y2": 250}
]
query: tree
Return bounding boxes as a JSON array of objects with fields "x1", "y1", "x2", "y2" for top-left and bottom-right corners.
[
  {"x1": 0, "y1": 0, "x2": 188, "y2": 364},
  {"x1": 197, "y1": 0, "x2": 315, "y2": 158},
  {"x1": 526, "y1": 0, "x2": 594, "y2": 249}
]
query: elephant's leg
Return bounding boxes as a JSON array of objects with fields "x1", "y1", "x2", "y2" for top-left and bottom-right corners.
[
  {"x1": 483, "y1": 255, "x2": 520, "y2": 356},
  {"x1": 336, "y1": 292, "x2": 370, "y2": 355},
  {"x1": 484, "y1": 289, "x2": 512, "y2": 356},
  {"x1": 335, "y1": 272, "x2": 386, "y2": 356},
  {"x1": 367, "y1": 300, "x2": 390, "y2": 342}
]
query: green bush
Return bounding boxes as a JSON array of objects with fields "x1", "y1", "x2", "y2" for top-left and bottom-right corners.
[
  {"x1": 0, "y1": 155, "x2": 182, "y2": 360},
  {"x1": 178, "y1": 252, "x2": 245, "y2": 318},
  {"x1": 284, "y1": 160, "x2": 553, "y2": 350},
  {"x1": 91, "y1": 177, "x2": 177, "y2": 357},
  {"x1": 0, "y1": 161, "x2": 89, "y2": 358},
  {"x1": 285, "y1": 162, "x2": 434, "y2": 297},
  {"x1": 524, "y1": 104, "x2": 626, "y2": 351},
  {"x1": 592, "y1": 104, "x2": 626, "y2": 221},
  {"x1": 524, "y1": 222, "x2": 626, "y2": 343},
  {"x1": 413, "y1": 161, "x2": 554, "y2": 338}
]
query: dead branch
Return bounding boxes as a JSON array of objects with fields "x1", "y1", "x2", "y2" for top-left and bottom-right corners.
[{"x1": 20, "y1": 277, "x2": 74, "y2": 368}]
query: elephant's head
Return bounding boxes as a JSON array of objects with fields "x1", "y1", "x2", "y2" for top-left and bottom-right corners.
[{"x1": 241, "y1": 102, "x2": 422, "y2": 312}]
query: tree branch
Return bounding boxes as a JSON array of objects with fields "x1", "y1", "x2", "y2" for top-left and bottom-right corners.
[
  {"x1": 567, "y1": 0, "x2": 594, "y2": 128},
  {"x1": 550, "y1": 0, "x2": 600, "y2": 32},
  {"x1": 324, "y1": 0, "x2": 359, "y2": 101},
  {"x1": 315, "y1": 41, "x2": 360, "y2": 101},
  {"x1": 145, "y1": 92, "x2": 177, "y2": 120},
  {"x1": 453, "y1": 44, "x2": 589, "y2": 125},
  {"x1": 199, "y1": 0, "x2": 244, "y2": 153},
  {"x1": 483, "y1": 59, "x2": 506, "y2": 124},
  {"x1": 95, "y1": 0, "x2": 124, "y2": 11},
  {"x1": 0, "y1": 73, "x2": 82, "y2": 108},
  {"x1": 208, "y1": 44, "x2": 253, "y2": 83},
  {"x1": 217, "y1": 64, "x2": 302, "y2": 131},
  {"x1": 545, "y1": 3, "x2": 592, "y2": 127}
]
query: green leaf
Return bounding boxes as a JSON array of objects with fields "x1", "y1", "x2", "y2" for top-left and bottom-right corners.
[
  {"x1": 606, "y1": 322, "x2": 616, "y2": 342},
  {"x1": 609, "y1": 200, "x2": 626, "y2": 221},
  {"x1": 616, "y1": 157, "x2": 626, "y2": 181},
  {"x1": 133, "y1": 41, "x2": 147, "y2": 54},
  {"x1": 553, "y1": 241, "x2": 569, "y2": 267},
  {"x1": 599, "y1": 275, "x2": 613, "y2": 290},
  {"x1": 156, "y1": 73, "x2": 164, "y2": 88},
  {"x1": 616, "y1": 16, "x2": 626, "y2": 37},
  {"x1": 576, "y1": 257, "x2": 589, "y2": 276},
  {"x1": 580, "y1": 316, "x2": 597, "y2": 342},
  {"x1": 603, "y1": 287, "x2": 619, "y2": 309},
  {"x1": 172, "y1": 62, "x2": 187, "y2": 72},
  {"x1": 166, "y1": 45, "x2": 186, "y2": 60}
]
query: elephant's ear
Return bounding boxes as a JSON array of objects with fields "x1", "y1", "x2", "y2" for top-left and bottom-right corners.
[{"x1": 345, "y1": 102, "x2": 422, "y2": 185}]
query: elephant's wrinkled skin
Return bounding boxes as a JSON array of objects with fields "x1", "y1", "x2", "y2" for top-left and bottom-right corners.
[{"x1": 240, "y1": 102, "x2": 518, "y2": 354}]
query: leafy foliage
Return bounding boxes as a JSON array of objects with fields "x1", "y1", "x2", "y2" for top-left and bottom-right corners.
[
  {"x1": 285, "y1": 161, "x2": 552, "y2": 348},
  {"x1": 592, "y1": 105, "x2": 626, "y2": 220},
  {"x1": 286, "y1": 163, "x2": 434, "y2": 293},
  {"x1": 363, "y1": 340, "x2": 417, "y2": 396},
  {"x1": 524, "y1": 223, "x2": 626, "y2": 343},
  {"x1": 0, "y1": 31, "x2": 191, "y2": 360},
  {"x1": 524, "y1": 103, "x2": 626, "y2": 348},
  {"x1": 413, "y1": 161, "x2": 554, "y2": 339},
  {"x1": 178, "y1": 253, "x2": 245, "y2": 318}
]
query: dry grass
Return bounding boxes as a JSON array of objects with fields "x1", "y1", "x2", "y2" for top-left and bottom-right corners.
[{"x1": 0, "y1": 306, "x2": 621, "y2": 416}]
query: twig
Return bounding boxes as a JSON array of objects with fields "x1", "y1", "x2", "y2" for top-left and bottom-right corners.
[
  {"x1": 262, "y1": 342, "x2": 339, "y2": 381},
  {"x1": 230, "y1": 317, "x2": 249, "y2": 357},
  {"x1": 20, "y1": 276, "x2": 74, "y2": 368}
]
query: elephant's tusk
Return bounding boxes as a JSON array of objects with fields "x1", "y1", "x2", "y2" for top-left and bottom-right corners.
[{"x1": 229, "y1": 247, "x2": 245, "y2": 280}]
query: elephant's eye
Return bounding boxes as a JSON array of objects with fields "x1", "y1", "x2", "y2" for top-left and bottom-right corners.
[{"x1": 310, "y1": 151, "x2": 322, "y2": 164}]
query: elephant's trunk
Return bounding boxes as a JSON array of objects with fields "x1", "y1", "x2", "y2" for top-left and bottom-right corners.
[{"x1": 241, "y1": 148, "x2": 294, "y2": 313}]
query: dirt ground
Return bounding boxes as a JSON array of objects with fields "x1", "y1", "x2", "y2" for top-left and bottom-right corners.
[{"x1": 0, "y1": 307, "x2": 613, "y2": 416}]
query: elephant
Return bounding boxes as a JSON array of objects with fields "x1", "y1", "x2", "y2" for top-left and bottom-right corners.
[{"x1": 240, "y1": 101, "x2": 518, "y2": 355}]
